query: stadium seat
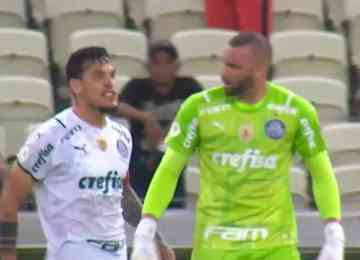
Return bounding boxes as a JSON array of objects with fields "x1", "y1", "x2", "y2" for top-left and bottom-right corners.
[
  {"x1": 334, "y1": 164, "x2": 360, "y2": 211},
  {"x1": 345, "y1": 0, "x2": 360, "y2": 67},
  {"x1": 273, "y1": 76, "x2": 348, "y2": 125},
  {"x1": 115, "y1": 75, "x2": 131, "y2": 95},
  {"x1": 322, "y1": 123, "x2": 360, "y2": 166},
  {"x1": 29, "y1": 0, "x2": 47, "y2": 25},
  {"x1": 0, "y1": 0, "x2": 26, "y2": 28},
  {"x1": 70, "y1": 29, "x2": 148, "y2": 78},
  {"x1": 195, "y1": 75, "x2": 223, "y2": 90},
  {"x1": 46, "y1": 0, "x2": 125, "y2": 70},
  {"x1": 271, "y1": 31, "x2": 348, "y2": 84},
  {"x1": 0, "y1": 76, "x2": 53, "y2": 158},
  {"x1": 171, "y1": 29, "x2": 238, "y2": 76},
  {"x1": 273, "y1": 0, "x2": 324, "y2": 32},
  {"x1": 125, "y1": 0, "x2": 146, "y2": 30},
  {"x1": 325, "y1": 0, "x2": 345, "y2": 32},
  {"x1": 146, "y1": 0, "x2": 206, "y2": 41},
  {"x1": 0, "y1": 29, "x2": 49, "y2": 79},
  {"x1": 290, "y1": 167, "x2": 310, "y2": 210}
]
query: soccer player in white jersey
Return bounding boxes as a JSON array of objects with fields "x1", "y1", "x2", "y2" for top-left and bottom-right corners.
[
  {"x1": 131, "y1": 33, "x2": 345, "y2": 260},
  {"x1": 0, "y1": 47, "x2": 175, "y2": 260}
]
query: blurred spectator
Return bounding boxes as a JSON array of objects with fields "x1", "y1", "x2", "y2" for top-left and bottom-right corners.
[
  {"x1": 115, "y1": 41, "x2": 203, "y2": 207},
  {"x1": 205, "y1": 0, "x2": 272, "y2": 37}
]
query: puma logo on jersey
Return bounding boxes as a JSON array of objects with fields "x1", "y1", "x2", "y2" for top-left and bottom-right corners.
[
  {"x1": 72, "y1": 144, "x2": 87, "y2": 155},
  {"x1": 79, "y1": 170, "x2": 122, "y2": 194},
  {"x1": 32, "y1": 143, "x2": 54, "y2": 173},
  {"x1": 204, "y1": 226, "x2": 269, "y2": 241},
  {"x1": 212, "y1": 121, "x2": 225, "y2": 131},
  {"x1": 212, "y1": 149, "x2": 278, "y2": 172}
]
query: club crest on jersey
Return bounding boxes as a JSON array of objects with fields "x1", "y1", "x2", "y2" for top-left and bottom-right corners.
[
  {"x1": 265, "y1": 119, "x2": 285, "y2": 139},
  {"x1": 117, "y1": 139, "x2": 129, "y2": 159},
  {"x1": 97, "y1": 138, "x2": 108, "y2": 151},
  {"x1": 239, "y1": 124, "x2": 254, "y2": 142}
]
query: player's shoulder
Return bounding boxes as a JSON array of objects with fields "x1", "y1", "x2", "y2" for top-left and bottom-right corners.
[
  {"x1": 268, "y1": 82, "x2": 316, "y2": 113},
  {"x1": 107, "y1": 117, "x2": 132, "y2": 144},
  {"x1": 183, "y1": 86, "x2": 226, "y2": 106}
]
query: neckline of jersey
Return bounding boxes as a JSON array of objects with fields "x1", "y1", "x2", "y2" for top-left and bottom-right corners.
[
  {"x1": 227, "y1": 84, "x2": 271, "y2": 112},
  {"x1": 70, "y1": 108, "x2": 108, "y2": 133}
]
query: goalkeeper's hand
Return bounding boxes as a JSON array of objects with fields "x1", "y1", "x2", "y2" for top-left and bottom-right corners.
[
  {"x1": 131, "y1": 217, "x2": 175, "y2": 260},
  {"x1": 317, "y1": 222, "x2": 345, "y2": 260}
]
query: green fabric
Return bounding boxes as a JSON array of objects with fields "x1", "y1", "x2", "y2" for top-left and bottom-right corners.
[
  {"x1": 142, "y1": 148, "x2": 189, "y2": 218},
  {"x1": 161, "y1": 82, "x2": 331, "y2": 250},
  {"x1": 305, "y1": 151, "x2": 341, "y2": 220},
  {"x1": 191, "y1": 245, "x2": 301, "y2": 260}
]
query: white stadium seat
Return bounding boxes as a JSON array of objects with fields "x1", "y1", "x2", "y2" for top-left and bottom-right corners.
[
  {"x1": 70, "y1": 29, "x2": 148, "y2": 78},
  {"x1": 271, "y1": 31, "x2": 348, "y2": 84},
  {"x1": 195, "y1": 75, "x2": 223, "y2": 90},
  {"x1": 334, "y1": 164, "x2": 360, "y2": 211},
  {"x1": 0, "y1": 28, "x2": 49, "y2": 79},
  {"x1": 146, "y1": 0, "x2": 206, "y2": 41},
  {"x1": 46, "y1": 0, "x2": 125, "y2": 69},
  {"x1": 171, "y1": 29, "x2": 238, "y2": 76},
  {"x1": 322, "y1": 123, "x2": 360, "y2": 166},
  {"x1": 125, "y1": 0, "x2": 146, "y2": 30},
  {"x1": 0, "y1": 76, "x2": 53, "y2": 158},
  {"x1": 290, "y1": 167, "x2": 310, "y2": 210},
  {"x1": 273, "y1": 0, "x2": 324, "y2": 32},
  {"x1": 273, "y1": 76, "x2": 348, "y2": 125},
  {"x1": 0, "y1": 0, "x2": 26, "y2": 28}
]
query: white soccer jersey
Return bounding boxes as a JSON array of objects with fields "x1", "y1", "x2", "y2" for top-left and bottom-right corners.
[{"x1": 17, "y1": 108, "x2": 132, "y2": 256}]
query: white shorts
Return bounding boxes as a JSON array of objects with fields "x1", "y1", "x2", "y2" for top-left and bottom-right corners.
[{"x1": 47, "y1": 240, "x2": 127, "y2": 260}]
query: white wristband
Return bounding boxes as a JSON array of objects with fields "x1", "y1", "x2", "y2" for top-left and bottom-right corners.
[
  {"x1": 135, "y1": 217, "x2": 157, "y2": 240},
  {"x1": 324, "y1": 222, "x2": 345, "y2": 246}
]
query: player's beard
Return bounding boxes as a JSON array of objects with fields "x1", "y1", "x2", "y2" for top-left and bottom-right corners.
[
  {"x1": 224, "y1": 75, "x2": 255, "y2": 98},
  {"x1": 98, "y1": 104, "x2": 118, "y2": 115}
]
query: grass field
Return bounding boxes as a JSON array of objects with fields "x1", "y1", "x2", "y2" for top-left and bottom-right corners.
[{"x1": 17, "y1": 247, "x2": 360, "y2": 260}]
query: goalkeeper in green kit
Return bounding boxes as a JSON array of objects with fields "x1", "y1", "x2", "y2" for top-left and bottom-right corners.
[{"x1": 131, "y1": 32, "x2": 345, "y2": 260}]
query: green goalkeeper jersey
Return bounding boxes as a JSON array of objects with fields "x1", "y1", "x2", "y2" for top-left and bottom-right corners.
[{"x1": 165, "y1": 82, "x2": 326, "y2": 250}]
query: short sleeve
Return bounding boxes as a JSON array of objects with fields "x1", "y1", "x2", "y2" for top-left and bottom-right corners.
[
  {"x1": 17, "y1": 124, "x2": 56, "y2": 180},
  {"x1": 165, "y1": 94, "x2": 200, "y2": 156},
  {"x1": 293, "y1": 99, "x2": 326, "y2": 159}
]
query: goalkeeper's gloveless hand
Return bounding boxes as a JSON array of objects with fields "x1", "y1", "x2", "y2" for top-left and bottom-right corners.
[{"x1": 317, "y1": 222, "x2": 345, "y2": 260}]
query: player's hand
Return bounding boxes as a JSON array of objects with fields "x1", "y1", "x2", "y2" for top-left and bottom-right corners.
[
  {"x1": 156, "y1": 239, "x2": 176, "y2": 260},
  {"x1": 317, "y1": 222, "x2": 345, "y2": 260},
  {"x1": 131, "y1": 218, "x2": 159, "y2": 260}
]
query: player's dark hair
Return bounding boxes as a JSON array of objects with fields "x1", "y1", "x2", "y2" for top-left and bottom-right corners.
[
  {"x1": 148, "y1": 40, "x2": 179, "y2": 62},
  {"x1": 66, "y1": 46, "x2": 111, "y2": 83},
  {"x1": 229, "y1": 32, "x2": 272, "y2": 65}
]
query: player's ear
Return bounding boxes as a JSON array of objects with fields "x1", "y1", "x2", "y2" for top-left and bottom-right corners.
[{"x1": 69, "y1": 78, "x2": 82, "y2": 96}]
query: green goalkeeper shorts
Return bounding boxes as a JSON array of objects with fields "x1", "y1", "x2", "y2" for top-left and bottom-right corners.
[{"x1": 191, "y1": 245, "x2": 301, "y2": 260}]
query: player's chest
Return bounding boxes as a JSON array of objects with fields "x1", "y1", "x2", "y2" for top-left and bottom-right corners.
[{"x1": 198, "y1": 108, "x2": 297, "y2": 149}]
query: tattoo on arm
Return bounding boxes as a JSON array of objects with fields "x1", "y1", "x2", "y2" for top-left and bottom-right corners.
[{"x1": 122, "y1": 184, "x2": 165, "y2": 243}]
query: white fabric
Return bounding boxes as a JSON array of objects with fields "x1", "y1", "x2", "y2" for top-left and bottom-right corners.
[
  {"x1": 47, "y1": 240, "x2": 127, "y2": 260},
  {"x1": 131, "y1": 218, "x2": 159, "y2": 260},
  {"x1": 17, "y1": 108, "x2": 132, "y2": 257},
  {"x1": 317, "y1": 222, "x2": 345, "y2": 260}
]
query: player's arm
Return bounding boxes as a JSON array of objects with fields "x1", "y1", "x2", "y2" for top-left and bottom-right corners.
[
  {"x1": 121, "y1": 178, "x2": 165, "y2": 243},
  {"x1": 294, "y1": 98, "x2": 344, "y2": 260},
  {"x1": 0, "y1": 162, "x2": 34, "y2": 260}
]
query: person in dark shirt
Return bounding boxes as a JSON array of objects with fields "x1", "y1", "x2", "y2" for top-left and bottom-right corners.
[{"x1": 115, "y1": 40, "x2": 203, "y2": 207}]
